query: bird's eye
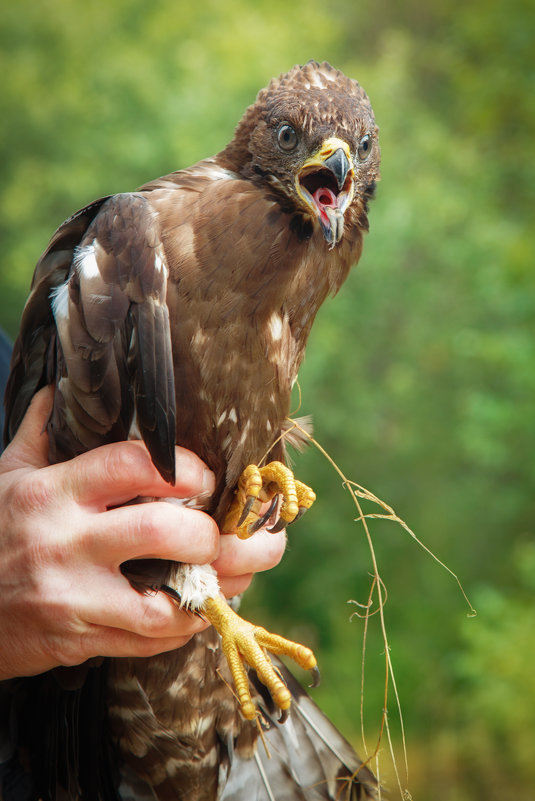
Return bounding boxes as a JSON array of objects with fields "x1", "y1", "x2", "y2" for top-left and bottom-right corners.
[
  {"x1": 357, "y1": 134, "x2": 372, "y2": 161},
  {"x1": 277, "y1": 124, "x2": 298, "y2": 152}
]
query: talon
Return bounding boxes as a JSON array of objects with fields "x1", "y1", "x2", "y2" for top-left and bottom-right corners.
[
  {"x1": 278, "y1": 707, "x2": 289, "y2": 724},
  {"x1": 248, "y1": 495, "x2": 279, "y2": 534},
  {"x1": 224, "y1": 461, "x2": 316, "y2": 537},
  {"x1": 309, "y1": 665, "x2": 321, "y2": 688},
  {"x1": 294, "y1": 506, "x2": 308, "y2": 523},
  {"x1": 237, "y1": 494, "x2": 256, "y2": 528},
  {"x1": 267, "y1": 517, "x2": 286, "y2": 534}
]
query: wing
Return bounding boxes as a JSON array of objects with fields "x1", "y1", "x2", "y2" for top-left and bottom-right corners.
[
  {"x1": 220, "y1": 660, "x2": 379, "y2": 801},
  {"x1": 4, "y1": 193, "x2": 176, "y2": 483},
  {"x1": 4, "y1": 196, "x2": 110, "y2": 444}
]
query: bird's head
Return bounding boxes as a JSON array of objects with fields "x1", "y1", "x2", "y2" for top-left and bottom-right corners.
[{"x1": 221, "y1": 60, "x2": 380, "y2": 248}]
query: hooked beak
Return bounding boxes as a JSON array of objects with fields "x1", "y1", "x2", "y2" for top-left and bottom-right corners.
[{"x1": 296, "y1": 137, "x2": 354, "y2": 247}]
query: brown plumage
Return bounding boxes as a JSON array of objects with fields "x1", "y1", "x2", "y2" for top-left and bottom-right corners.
[{"x1": 2, "y1": 61, "x2": 380, "y2": 800}]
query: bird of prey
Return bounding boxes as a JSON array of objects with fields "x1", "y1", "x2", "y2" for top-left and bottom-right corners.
[{"x1": 2, "y1": 61, "x2": 380, "y2": 800}]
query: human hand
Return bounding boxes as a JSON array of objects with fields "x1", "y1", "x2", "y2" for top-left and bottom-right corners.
[{"x1": 0, "y1": 387, "x2": 283, "y2": 680}]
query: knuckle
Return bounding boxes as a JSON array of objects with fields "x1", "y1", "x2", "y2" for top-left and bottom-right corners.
[
  {"x1": 138, "y1": 598, "x2": 173, "y2": 635},
  {"x1": 135, "y1": 504, "x2": 169, "y2": 548},
  {"x1": 101, "y1": 442, "x2": 152, "y2": 487},
  {"x1": 192, "y1": 513, "x2": 219, "y2": 562},
  {"x1": 137, "y1": 504, "x2": 219, "y2": 564},
  {"x1": 40, "y1": 616, "x2": 91, "y2": 666},
  {"x1": 69, "y1": 633, "x2": 94, "y2": 664},
  {"x1": 8, "y1": 470, "x2": 55, "y2": 517},
  {"x1": 121, "y1": 502, "x2": 172, "y2": 555}
]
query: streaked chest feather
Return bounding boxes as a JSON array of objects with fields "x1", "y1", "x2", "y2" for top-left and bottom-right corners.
[{"x1": 174, "y1": 310, "x2": 298, "y2": 461}]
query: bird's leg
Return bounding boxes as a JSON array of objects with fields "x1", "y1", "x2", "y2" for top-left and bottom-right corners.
[
  {"x1": 222, "y1": 461, "x2": 316, "y2": 539},
  {"x1": 160, "y1": 563, "x2": 318, "y2": 720},
  {"x1": 208, "y1": 461, "x2": 318, "y2": 718},
  {"x1": 201, "y1": 595, "x2": 317, "y2": 720}
]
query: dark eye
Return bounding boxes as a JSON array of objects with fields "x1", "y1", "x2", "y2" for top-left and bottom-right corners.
[
  {"x1": 277, "y1": 124, "x2": 298, "y2": 152},
  {"x1": 358, "y1": 134, "x2": 372, "y2": 160}
]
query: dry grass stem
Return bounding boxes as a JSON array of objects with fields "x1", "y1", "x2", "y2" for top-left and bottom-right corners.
[{"x1": 280, "y1": 416, "x2": 475, "y2": 799}]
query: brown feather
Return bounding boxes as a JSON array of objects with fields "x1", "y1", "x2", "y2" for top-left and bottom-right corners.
[{"x1": 2, "y1": 61, "x2": 380, "y2": 800}]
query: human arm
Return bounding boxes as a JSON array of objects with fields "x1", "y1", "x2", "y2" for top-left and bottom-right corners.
[{"x1": 0, "y1": 387, "x2": 286, "y2": 679}]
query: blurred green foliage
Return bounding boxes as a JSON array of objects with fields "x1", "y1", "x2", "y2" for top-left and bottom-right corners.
[{"x1": 1, "y1": 0, "x2": 534, "y2": 797}]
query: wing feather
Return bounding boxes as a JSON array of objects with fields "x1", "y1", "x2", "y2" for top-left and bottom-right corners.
[
  {"x1": 3, "y1": 197, "x2": 111, "y2": 445},
  {"x1": 129, "y1": 300, "x2": 176, "y2": 484},
  {"x1": 220, "y1": 660, "x2": 379, "y2": 801},
  {"x1": 5, "y1": 193, "x2": 177, "y2": 484}
]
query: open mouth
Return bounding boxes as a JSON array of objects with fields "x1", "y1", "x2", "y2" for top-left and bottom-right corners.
[
  {"x1": 299, "y1": 168, "x2": 349, "y2": 226},
  {"x1": 297, "y1": 162, "x2": 354, "y2": 246}
]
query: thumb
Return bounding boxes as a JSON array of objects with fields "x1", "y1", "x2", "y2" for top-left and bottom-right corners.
[{"x1": 0, "y1": 386, "x2": 54, "y2": 472}]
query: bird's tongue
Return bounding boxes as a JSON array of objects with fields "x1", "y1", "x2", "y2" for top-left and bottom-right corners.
[{"x1": 313, "y1": 187, "x2": 338, "y2": 223}]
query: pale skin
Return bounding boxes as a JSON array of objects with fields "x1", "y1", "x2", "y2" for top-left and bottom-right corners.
[{"x1": 0, "y1": 386, "x2": 287, "y2": 680}]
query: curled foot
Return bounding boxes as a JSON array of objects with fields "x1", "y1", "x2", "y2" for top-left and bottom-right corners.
[
  {"x1": 203, "y1": 595, "x2": 318, "y2": 720},
  {"x1": 223, "y1": 461, "x2": 316, "y2": 539}
]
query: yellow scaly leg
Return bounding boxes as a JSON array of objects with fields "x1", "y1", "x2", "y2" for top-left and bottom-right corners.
[{"x1": 203, "y1": 596, "x2": 317, "y2": 720}]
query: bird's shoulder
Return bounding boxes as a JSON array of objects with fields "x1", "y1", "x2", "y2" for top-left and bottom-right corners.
[
  {"x1": 138, "y1": 157, "x2": 310, "y2": 288},
  {"x1": 140, "y1": 156, "x2": 282, "y2": 227},
  {"x1": 140, "y1": 156, "x2": 243, "y2": 194}
]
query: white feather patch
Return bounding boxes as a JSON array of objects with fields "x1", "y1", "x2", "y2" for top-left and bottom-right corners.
[
  {"x1": 74, "y1": 240, "x2": 100, "y2": 279},
  {"x1": 128, "y1": 412, "x2": 141, "y2": 440},
  {"x1": 268, "y1": 312, "x2": 283, "y2": 342},
  {"x1": 206, "y1": 163, "x2": 239, "y2": 181},
  {"x1": 154, "y1": 246, "x2": 168, "y2": 278},
  {"x1": 50, "y1": 281, "x2": 69, "y2": 321},
  {"x1": 173, "y1": 563, "x2": 220, "y2": 610},
  {"x1": 192, "y1": 328, "x2": 208, "y2": 348}
]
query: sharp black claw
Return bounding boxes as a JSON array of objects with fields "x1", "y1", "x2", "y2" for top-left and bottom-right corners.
[
  {"x1": 278, "y1": 707, "x2": 289, "y2": 724},
  {"x1": 237, "y1": 495, "x2": 256, "y2": 527},
  {"x1": 293, "y1": 506, "x2": 308, "y2": 523},
  {"x1": 248, "y1": 495, "x2": 279, "y2": 534},
  {"x1": 248, "y1": 515, "x2": 268, "y2": 535},
  {"x1": 267, "y1": 517, "x2": 286, "y2": 534},
  {"x1": 308, "y1": 666, "x2": 321, "y2": 688}
]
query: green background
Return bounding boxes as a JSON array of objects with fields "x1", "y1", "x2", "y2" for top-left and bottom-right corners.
[{"x1": 1, "y1": 1, "x2": 534, "y2": 797}]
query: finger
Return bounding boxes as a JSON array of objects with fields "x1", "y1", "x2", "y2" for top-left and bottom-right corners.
[
  {"x1": 212, "y1": 527, "x2": 287, "y2": 577},
  {"x1": 53, "y1": 440, "x2": 215, "y2": 508},
  {"x1": 219, "y1": 573, "x2": 253, "y2": 598},
  {"x1": 79, "y1": 628, "x2": 198, "y2": 660},
  {"x1": 0, "y1": 386, "x2": 54, "y2": 472},
  {"x1": 78, "y1": 574, "x2": 211, "y2": 639},
  {"x1": 101, "y1": 632, "x2": 195, "y2": 659},
  {"x1": 82, "y1": 501, "x2": 220, "y2": 566}
]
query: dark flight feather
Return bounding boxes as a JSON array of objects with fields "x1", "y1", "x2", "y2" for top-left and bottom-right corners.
[{"x1": 220, "y1": 660, "x2": 378, "y2": 801}]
